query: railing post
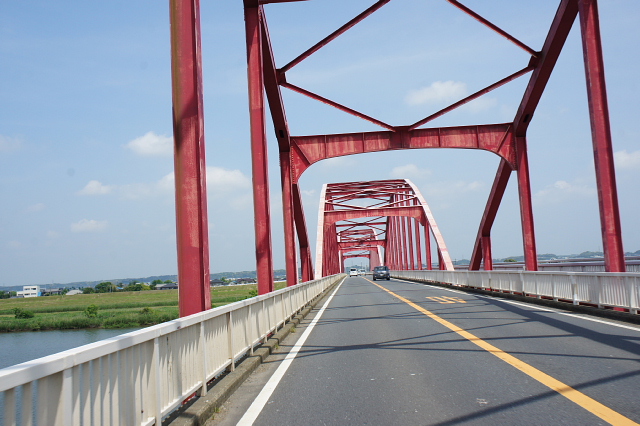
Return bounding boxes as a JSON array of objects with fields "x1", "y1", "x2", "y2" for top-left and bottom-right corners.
[
  {"x1": 571, "y1": 273, "x2": 579, "y2": 305},
  {"x1": 4, "y1": 388, "x2": 15, "y2": 426},
  {"x1": 153, "y1": 338, "x2": 162, "y2": 425},
  {"x1": 198, "y1": 322, "x2": 207, "y2": 396},
  {"x1": 227, "y1": 311, "x2": 235, "y2": 371}
]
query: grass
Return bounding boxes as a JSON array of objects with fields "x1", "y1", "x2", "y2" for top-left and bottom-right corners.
[{"x1": 0, "y1": 282, "x2": 288, "y2": 332}]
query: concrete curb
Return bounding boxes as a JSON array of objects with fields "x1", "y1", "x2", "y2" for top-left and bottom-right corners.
[
  {"x1": 166, "y1": 279, "x2": 342, "y2": 426},
  {"x1": 398, "y1": 277, "x2": 640, "y2": 325}
]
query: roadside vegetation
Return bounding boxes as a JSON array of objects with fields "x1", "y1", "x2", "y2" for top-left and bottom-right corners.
[{"x1": 0, "y1": 282, "x2": 286, "y2": 332}]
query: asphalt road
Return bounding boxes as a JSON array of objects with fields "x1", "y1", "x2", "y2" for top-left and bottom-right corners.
[{"x1": 210, "y1": 276, "x2": 640, "y2": 426}]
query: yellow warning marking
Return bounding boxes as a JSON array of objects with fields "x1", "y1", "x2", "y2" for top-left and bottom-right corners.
[
  {"x1": 369, "y1": 279, "x2": 639, "y2": 426},
  {"x1": 426, "y1": 296, "x2": 467, "y2": 304}
]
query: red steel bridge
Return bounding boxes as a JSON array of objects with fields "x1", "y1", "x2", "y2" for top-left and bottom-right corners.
[
  {"x1": 170, "y1": 0, "x2": 626, "y2": 317},
  {"x1": 315, "y1": 179, "x2": 454, "y2": 278}
]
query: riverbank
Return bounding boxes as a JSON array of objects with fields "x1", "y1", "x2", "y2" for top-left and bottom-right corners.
[{"x1": 0, "y1": 283, "x2": 285, "y2": 332}]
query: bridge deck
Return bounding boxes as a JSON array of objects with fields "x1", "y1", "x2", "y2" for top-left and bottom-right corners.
[{"x1": 210, "y1": 276, "x2": 640, "y2": 426}]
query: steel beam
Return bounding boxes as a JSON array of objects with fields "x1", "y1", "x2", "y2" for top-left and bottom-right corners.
[
  {"x1": 245, "y1": 4, "x2": 274, "y2": 294},
  {"x1": 578, "y1": 0, "x2": 625, "y2": 272},
  {"x1": 514, "y1": 0, "x2": 578, "y2": 136},
  {"x1": 515, "y1": 137, "x2": 538, "y2": 271},
  {"x1": 169, "y1": 0, "x2": 211, "y2": 317},
  {"x1": 469, "y1": 159, "x2": 513, "y2": 270}
]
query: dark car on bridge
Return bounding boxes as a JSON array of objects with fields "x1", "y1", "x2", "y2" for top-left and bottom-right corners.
[{"x1": 372, "y1": 266, "x2": 390, "y2": 280}]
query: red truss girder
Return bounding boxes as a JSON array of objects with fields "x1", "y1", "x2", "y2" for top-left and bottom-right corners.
[
  {"x1": 232, "y1": 0, "x2": 627, "y2": 305},
  {"x1": 290, "y1": 124, "x2": 515, "y2": 184},
  {"x1": 315, "y1": 179, "x2": 454, "y2": 277}
]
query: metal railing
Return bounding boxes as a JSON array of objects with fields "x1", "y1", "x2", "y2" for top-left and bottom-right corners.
[
  {"x1": 393, "y1": 270, "x2": 640, "y2": 314},
  {"x1": 0, "y1": 274, "x2": 344, "y2": 426}
]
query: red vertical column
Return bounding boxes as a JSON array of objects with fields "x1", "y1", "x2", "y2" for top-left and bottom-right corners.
[
  {"x1": 515, "y1": 136, "x2": 538, "y2": 271},
  {"x1": 407, "y1": 216, "x2": 415, "y2": 270},
  {"x1": 482, "y1": 236, "x2": 493, "y2": 271},
  {"x1": 424, "y1": 225, "x2": 432, "y2": 270},
  {"x1": 169, "y1": 0, "x2": 211, "y2": 317},
  {"x1": 400, "y1": 216, "x2": 407, "y2": 270},
  {"x1": 578, "y1": 0, "x2": 625, "y2": 272},
  {"x1": 414, "y1": 219, "x2": 422, "y2": 270},
  {"x1": 280, "y1": 152, "x2": 298, "y2": 285},
  {"x1": 245, "y1": 4, "x2": 274, "y2": 294}
]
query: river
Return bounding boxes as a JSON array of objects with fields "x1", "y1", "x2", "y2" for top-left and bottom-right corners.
[{"x1": 0, "y1": 327, "x2": 140, "y2": 370}]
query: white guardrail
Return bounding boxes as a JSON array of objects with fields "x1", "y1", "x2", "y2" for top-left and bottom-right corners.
[
  {"x1": 393, "y1": 270, "x2": 640, "y2": 314},
  {"x1": 0, "y1": 274, "x2": 344, "y2": 426}
]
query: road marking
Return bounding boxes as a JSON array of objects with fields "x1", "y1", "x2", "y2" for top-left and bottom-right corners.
[
  {"x1": 426, "y1": 296, "x2": 466, "y2": 304},
  {"x1": 236, "y1": 278, "x2": 345, "y2": 426},
  {"x1": 370, "y1": 279, "x2": 640, "y2": 426},
  {"x1": 394, "y1": 278, "x2": 640, "y2": 332}
]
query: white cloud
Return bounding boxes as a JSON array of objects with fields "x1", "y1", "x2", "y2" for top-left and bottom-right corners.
[
  {"x1": 423, "y1": 180, "x2": 484, "y2": 198},
  {"x1": 320, "y1": 156, "x2": 355, "y2": 168},
  {"x1": 0, "y1": 135, "x2": 22, "y2": 152},
  {"x1": 390, "y1": 164, "x2": 432, "y2": 180},
  {"x1": 157, "y1": 172, "x2": 175, "y2": 193},
  {"x1": 230, "y1": 193, "x2": 252, "y2": 210},
  {"x1": 614, "y1": 150, "x2": 640, "y2": 170},
  {"x1": 70, "y1": 219, "x2": 108, "y2": 233},
  {"x1": 206, "y1": 166, "x2": 251, "y2": 195},
  {"x1": 463, "y1": 96, "x2": 498, "y2": 113},
  {"x1": 125, "y1": 131, "x2": 173, "y2": 157},
  {"x1": 26, "y1": 203, "x2": 46, "y2": 212},
  {"x1": 77, "y1": 180, "x2": 114, "y2": 196},
  {"x1": 7, "y1": 240, "x2": 24, "y2": 249},
  {"x1": 534, "y1": 180, "x2": 596, "y2": 201},
  {"x1": 405, "y1": 81, "x2": 467, "y2": 106}
]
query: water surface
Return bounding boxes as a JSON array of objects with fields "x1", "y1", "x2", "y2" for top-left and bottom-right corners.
[{"x1": 0, "y1": 327, "x2": 140, "y2": 370}]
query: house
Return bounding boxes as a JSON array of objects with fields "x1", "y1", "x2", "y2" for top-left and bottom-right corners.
[
  {"x1": 16, "y1": 285, "x2": 40, "y2": 298},
  {"x1": 235, "y1": 278, "x2": 256, "y2": 284},
  {"x1": 66, "y1": 290, "x2": 83, "y2": 296},
  {"x1": 210, "y1": 279, "x2": 226, "y2": 286},
  {"x1": 41, "y1": 288, "x2": 63, "y2": 296},
  {"x1": 156, "y1": 283, "x2": 179, "y2": 290}
]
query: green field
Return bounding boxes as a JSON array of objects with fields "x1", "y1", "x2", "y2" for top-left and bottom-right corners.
[{"x1": 0, "y1": 283, "x2": 286, "y2": 332}]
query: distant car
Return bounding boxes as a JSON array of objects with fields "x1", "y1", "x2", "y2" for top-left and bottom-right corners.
[
  {"x1": 349, "y1": 268, "x2": 359, "y2": 277},
  {"x1": 358, "y1": 269, "x2": 366, "y2": 275},
  {"x1": 372, "y1": 266, "x2": 390, "y2": 280}
]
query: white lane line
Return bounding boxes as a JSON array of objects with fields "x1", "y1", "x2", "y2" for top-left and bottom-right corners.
[
  {"x1": 236, "y1": 279, "x2": 345, "y2": 426},
  {"x1": 394, "y1": 278, "x2": 640, "y2": 332}
]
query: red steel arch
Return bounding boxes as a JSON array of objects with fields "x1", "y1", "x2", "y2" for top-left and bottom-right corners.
[
  {"x1": 168, "y1": 0, "x2": 626, "y2": 311},
  {"x1": 315, "y1": 180, "x2": 454, "y2": 278}
]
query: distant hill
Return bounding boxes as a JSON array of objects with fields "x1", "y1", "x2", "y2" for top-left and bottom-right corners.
[
  {"x1": 1, "y1": 269, "x2": 288, "y2": 292},
  {"x1": 3, "y1": 251, "x2": 640, "y2": 292}
]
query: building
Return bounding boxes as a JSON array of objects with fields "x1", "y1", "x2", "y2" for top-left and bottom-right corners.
[
  {"x1": 156, "y1": 283, "x2": 179, "y2": 290},
  {"x1": 16, "y1": 285, "x2": 40, "y2": 298}
]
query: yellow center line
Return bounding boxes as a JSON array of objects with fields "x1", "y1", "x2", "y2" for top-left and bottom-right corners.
[{"x1": 369, "y1": 279, "x2": 639, "y2": 426}]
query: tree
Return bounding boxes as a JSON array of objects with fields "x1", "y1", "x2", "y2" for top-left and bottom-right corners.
[
  {"x1": 84, "y1": 304, "x2": 99, "y2": 318},
  {"x1": 123, "y1": 283, "x2": 150, "y2": 292},
  {"x1": 83, "y1": 287, "x2": 95, "y2": 294},
  {"x1": 13, "y1": 308, "x2": 34, "y2": 319},
  {"x1": 151, "y1": 279, "x2": 163, "y2": 285},
  {"x1": 95, "y1": 282, "x2": 117, "y2": 293}
]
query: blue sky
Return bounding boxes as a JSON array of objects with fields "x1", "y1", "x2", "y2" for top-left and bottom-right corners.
[{"x1": 1, "y1": 0, "x2": 639, "y2": 286}]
